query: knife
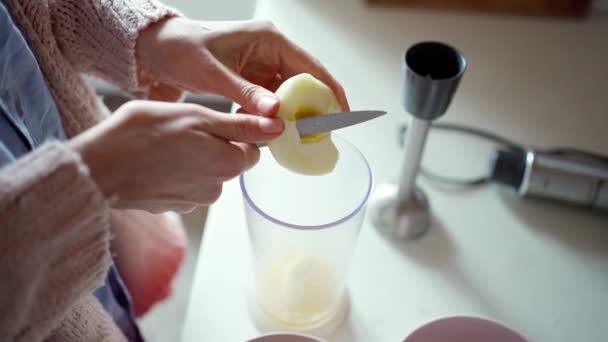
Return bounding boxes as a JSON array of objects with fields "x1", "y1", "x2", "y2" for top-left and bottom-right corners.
[{"x1": 257, "y1": 110, "x2": 386, "y2": 147}]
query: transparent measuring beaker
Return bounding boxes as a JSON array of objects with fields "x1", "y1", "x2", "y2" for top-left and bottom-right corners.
[{"x1": 240, "y1": 136, "x2": 373, "y2": 335}]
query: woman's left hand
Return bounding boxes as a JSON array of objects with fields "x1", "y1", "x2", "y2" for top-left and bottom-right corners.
[{"x1": 136, "y1": 17, "x2": 349, "y2": 117}]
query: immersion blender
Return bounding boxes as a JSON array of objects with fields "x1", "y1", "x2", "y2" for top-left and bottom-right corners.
[{"x1": 368, "y1": 41, "x2": 467, "y2": 239}]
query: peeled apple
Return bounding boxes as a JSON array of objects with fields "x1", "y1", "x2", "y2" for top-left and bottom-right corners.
[{"x1": 267, "y1": 73, "x2": 341, "y2": 175}]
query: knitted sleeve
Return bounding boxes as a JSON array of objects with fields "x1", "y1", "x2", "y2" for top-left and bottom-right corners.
[
  {"x1": 0, "y1": 142, "x2": 111, "y2": 341},
  {"x1": 46, "y1": 295, "x2": 128, "y2": 342},
  {"x1": 49, "y1": 0, "x2": 182, "y2": 98}
]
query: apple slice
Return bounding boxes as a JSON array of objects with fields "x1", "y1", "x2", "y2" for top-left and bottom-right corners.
[{"x1": 268, "y1": 73, "x2": 341, "y2": 175}]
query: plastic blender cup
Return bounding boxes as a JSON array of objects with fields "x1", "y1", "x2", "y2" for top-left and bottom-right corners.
[{"x1": 240, "y1": 136, "x2": 372, "y2": 336}]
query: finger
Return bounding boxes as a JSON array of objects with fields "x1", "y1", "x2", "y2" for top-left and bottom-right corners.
[
  {"x1": 141, "y1": 202, "x2": 197, "y2": 215},
  {"x1": 196, "y1": 108, "x2": 284, "y2": 143},
  {"x1": 242, "y1": 73, "x2": 284, "y2": 94},
  {"x1": 235, "y1": 75, "x2": 281, "y2": 115},
  {"x1": 266, "y1": 74, "x2": 284, "y2": 93},
  {"x1": 278, "y1": 37, "x2": 350, "y2": 111},
  {"x1": 194, "y1": 184, "x2": 223, "y2": 205},
  {"x1": 210, "y1": 61, "x2": 280, "y2": 117},
  {"x1": 231, "y1": 142, "x2": 261, "y2": 171},
  {"x1": 147, "y1": 82, "x2": 184, "y2": 102},
  {"x1": 171, "y1": 205, "x2": 197, "y2": 214},
  {"x1": 204, "y1": 141, "x2": 259, "y2": 181},
  {"x1": 176, "y1": 183, "x2": 224, "y2": 206}
]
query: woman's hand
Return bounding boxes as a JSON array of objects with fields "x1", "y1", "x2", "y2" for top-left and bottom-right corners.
[
  {"x1": 136, "y1": 18, "x2": 349, "y2": 117},
  {"x1": 70, "y1": 100, "x2": 283, "y2": 213}
]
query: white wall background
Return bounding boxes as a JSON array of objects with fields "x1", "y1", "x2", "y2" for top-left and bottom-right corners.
[{"x1": 161, "y1": 0, "x2": 256, "y2": 20}]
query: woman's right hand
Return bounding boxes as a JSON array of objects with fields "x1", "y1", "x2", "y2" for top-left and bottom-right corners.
[{"x1": 70, "y1": 100, "x2": 284, "y2": 213}]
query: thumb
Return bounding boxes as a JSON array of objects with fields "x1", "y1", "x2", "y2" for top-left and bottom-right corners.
[
  {"x1": 221, "y1": 73, "x2": 280, "y2": 117},
  {"x1": 198, "y1": 110, "x2": 284, "y2": 143}
]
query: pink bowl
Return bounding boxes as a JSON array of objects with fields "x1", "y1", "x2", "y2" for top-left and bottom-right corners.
[
  {"x1": 404, "y1": 316, "x2": 528, "y2": 342},
  {"x1": 248, "y1": 332, "x2": 326, "y2": 342}
]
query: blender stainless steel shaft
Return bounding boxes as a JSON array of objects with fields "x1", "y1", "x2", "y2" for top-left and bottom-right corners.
[{"x1": 369, "y1": 41, "x2": 467, "y2": 239}]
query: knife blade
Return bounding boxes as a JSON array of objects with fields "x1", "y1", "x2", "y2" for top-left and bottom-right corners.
[
  {"x1": 295, "y1": 110, "x2": 386, "y2": 136},
  {"x1": 256, "y1": 110, "x2": 386, "y2": 148}
]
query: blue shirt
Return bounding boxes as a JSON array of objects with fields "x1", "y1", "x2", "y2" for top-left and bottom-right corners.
[{"x1": 0, "y1": 2, "x2": 143, "y2": 341}]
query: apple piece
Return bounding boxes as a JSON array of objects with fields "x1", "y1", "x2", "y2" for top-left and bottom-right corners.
[{"x1": 267, "y1": 73, "x2": 341, "y2": 175}]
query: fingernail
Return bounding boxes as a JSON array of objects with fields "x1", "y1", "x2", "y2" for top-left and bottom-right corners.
[
  {"x1": 258, "y1": 117, "x2": 284, "y2": 134},
  {"x1": 257, "y1": 96, "x2": 279, "y2": 116}
]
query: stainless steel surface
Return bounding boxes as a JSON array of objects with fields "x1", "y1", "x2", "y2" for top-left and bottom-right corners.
[
  {"x1": 520, "y1": 150, "x2": 608, "y2": 210},
  {"x1": 368, "y1": 118, "x2": 432, "y2": 239},
  {"x1": 396, "y1": 117, "x2": 431, "y2": 203},
  {"x1": 295, "y1": 110, "x2": 386, "y2": 136},
  {"x1": 369, "y1": 184, "x2": 430, "y2": 239}
]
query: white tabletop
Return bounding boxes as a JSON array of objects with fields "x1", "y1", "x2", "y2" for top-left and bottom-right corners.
[{"x1": 181, "y1": 1, "x2": 608, "y2": 341}]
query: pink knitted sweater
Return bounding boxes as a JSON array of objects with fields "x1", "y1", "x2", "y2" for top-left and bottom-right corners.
[{"x1": 0, "y1": 0, "x2": 180, "y2": 340}]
